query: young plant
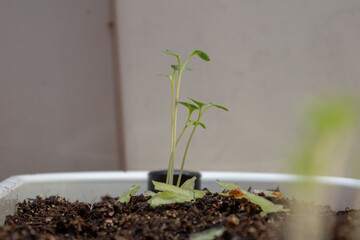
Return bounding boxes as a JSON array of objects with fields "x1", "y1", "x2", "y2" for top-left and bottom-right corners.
[
  {"x1": 158, "y1": 50, "x2": 228, "y2": 186},
  {"x1": 176, "y1": 98, "x2": 228, "y2": 187}
]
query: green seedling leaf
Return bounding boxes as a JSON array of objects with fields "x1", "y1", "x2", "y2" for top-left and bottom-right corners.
[
  {"x1": 190, "y1": 189, "x2": 206, "y2": 199},
  {"x1": 148, "y1": 191, "x2": 192, "y2": 207},
  {"x1": 180, "y1": 176, "x2": 196, "y2": 190},
  {"x1": 153, "y1": 180, "x2": 188, "y2": 192},
  {"x1": 163, "y1": 50, "x2": 179, "y2": 57},
  {"x1": 178, "y1": 102, "x2": 199, "y2": 112},
  {"x1": 188, "y1": 120, "x2": 197, "y2": 126},
  {"x1": 148, "y1": 180, "x2": 205, "y2": 207},
  {"x1": 171, "y1": 64, "x2": 180, "y2": 70},
  {"x1": 198, "y1": 122, "x2": 206, "y2": 129},
  {"x1": 246, "y1": 191, "x2": 288, "y2": 217},
  {"x1": 216, "y1": 180, "x2": 238, "y2": 191},
  {"x1": 206, "y1": 103, "x2": 229, "y2": 111},
  {"x1": 191, "y1": 50, "x2": 211, "y2": 62},
  {"x1": 188, "y1": 98, "x2": 206, "y2": 108},
  {"x1": 216, "y1": 180, "x2": 289, "y2": 216},
  {"x1": 171, "y1": 64, "x2": 193, "y2": 71},
  {"x1": 153, "y1": 180, "x2": 205, "y2": 198},
  {"x1": 144, "y1": 191, "x2": 156, "y2": 197},
  {"x1": 157, "y1": 74, "x2": 174, "y2": 85},
  {"x1": 148, "y1": 189, "x2": 204, "y2": 207},
  {"x1": 188, "y1": 120, "x2": 206, "y2": 129},
  {"x1": 117, "y1": 185, "x2": 141, "y2": 203},
  {"x1": 190, "y1": 227, "x2": 225, "y2": 240}
]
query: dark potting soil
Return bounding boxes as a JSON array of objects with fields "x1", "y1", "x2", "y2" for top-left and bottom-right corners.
[{"x1": 0, "y1": 191, "x2": 359, "y2": 240}]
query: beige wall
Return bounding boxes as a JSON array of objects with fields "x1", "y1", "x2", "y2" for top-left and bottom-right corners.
[
  {"x1": 0, "y1": 0, "x2": 122, "y2": 180},
  {"x1": 115, "y1": 0, "x2": 360, "y2": 175},
  {"x1": 1, "y1": 1, "x2": 360, "y2": 181}
]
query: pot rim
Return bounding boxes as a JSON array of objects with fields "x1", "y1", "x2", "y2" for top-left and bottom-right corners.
[
  {"x1": 1, "y1": 171, "x2": 360, "y2": 225},
  {"x1": 1, "y1": 171, "x2": 360, "y2": 195}
]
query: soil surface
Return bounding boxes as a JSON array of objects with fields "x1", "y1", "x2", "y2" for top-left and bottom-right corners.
[{"x1": 0, "y1": 191, "x2": 359, "y2": 239}]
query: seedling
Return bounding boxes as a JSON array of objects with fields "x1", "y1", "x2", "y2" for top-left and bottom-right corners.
[
  {"x1": 176, "y1": 98, "x2": 228, "y2": 186},
  {"x1": 149, "y1": 50, "x2": 285, "y2": 214},
  {"x1": 117, "y1": 51, "x2": 288, "y2": 215},
  {"x1": 158, "y1": 50, "x2": 228, "y2": 186}
]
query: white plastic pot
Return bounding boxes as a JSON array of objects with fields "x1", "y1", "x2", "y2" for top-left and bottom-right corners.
[{"x1": 1, "y1": 171, "x2": 360, "y2": 225}]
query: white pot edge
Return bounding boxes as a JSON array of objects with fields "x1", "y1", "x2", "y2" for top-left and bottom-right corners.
[
  {"x1": 2, "y1": 171, "x2": 360, "y2": 193},
  {"x1": 1, "y1": 171, "x2": 360, "y2": 225}
]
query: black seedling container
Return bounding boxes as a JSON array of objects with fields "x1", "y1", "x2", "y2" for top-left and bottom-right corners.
[{"x1": 148, "y1": 170, "x2": 201, "y2": 191}]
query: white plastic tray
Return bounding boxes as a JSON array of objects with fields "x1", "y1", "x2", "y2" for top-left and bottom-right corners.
[{"x1": 1, "y1": 171, "x2": 360, "y2": 225}]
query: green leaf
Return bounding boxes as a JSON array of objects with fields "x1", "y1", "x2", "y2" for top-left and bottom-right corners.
[
  {"x1": 144, "y1": 191, "x2": 156, "y2": 197},
  {"x1": 188, "y1": 98, "x2": 206, "y2": 108},
  {"x1": 117, "y1": 185, "x2": 141, "y2": 203},
  {"x1": 163, "y1": 50, "x2": 179, "y2": 57},
  {"x1": 216, "y1": 180, "x2": 289, "y2": 216},
  {"x1": 171, "y1": 64, "x2": 193, "y2": 71},
  {"x1": 206, "y1": 103, "x2": 229, "y2": 111},
  {"x1": 148, "y1": 191, "x2": 191, "y2": 208},
  {"x1": 246, "y1": 191, "x2": 288, "y2": 217},
  {"x1": 178, "y1": 102, "x2": 199, "y2": 112},
  {"x1": 190, "y1": 227, "x2": 225, "y2": 240},
  {"x1": 188, "y1": 120, "x2": 206, "y2": 129},
  {"x1": 148, "y1": 180, "x2": 205, "y2": 207},
  {"x1": 216, "y1": 180, "x2": 239, "y2": 191},
  {"x1": 188, "y1": 120, "x2": 197, "y2": 126},
  {"x1": 180, "y1": 176, "x2": 196, "y2": 190},
  {"x1": 192, "y1": 50, "x2": 210, "y2": 62},
  {"x1": 153, "y1": 180, "x2": 186, "y2": 192},
  {"x1": 192, "y1": 189, "x2": 206, "y2": 199},
  {"x1": 157, "y1": 74, "x2": 174, "y2": 85}
]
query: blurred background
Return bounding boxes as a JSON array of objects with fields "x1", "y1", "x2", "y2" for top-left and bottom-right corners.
[{"x1": 1, "y1": 0, "x2": 359, "y2": 181}]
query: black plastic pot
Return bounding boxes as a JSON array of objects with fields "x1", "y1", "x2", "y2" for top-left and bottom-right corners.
[{"x1": 148, "y1": 170, "x2": 201, "y2": 191}]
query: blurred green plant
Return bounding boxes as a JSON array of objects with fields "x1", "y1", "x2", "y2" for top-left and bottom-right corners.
[
  {"x1": 286, "y1": 95, "x2": 359, "y2": 240},
  {"x1": 117, "y1": 185, "x2": 141, "y2": 203},
  {"x1": 292, "y1": 94, "x2": 359, "y2": 177}
]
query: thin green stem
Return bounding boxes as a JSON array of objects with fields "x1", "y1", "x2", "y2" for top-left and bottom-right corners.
[
  {"x1": 166, "y1": 85, "x2": 174, "y2": 184},
  {"x1": 176, "y1": 125, "x2": 189, "y2": 147},
  {"x1": 167, "y1": 57, "x2": 181, "y2": 185},
  {"x1": 176, "y1": 111, "x2": 193, "y2": 146},
  {"x1": 167, "y1": 53, "x2": 195, "y2": 185},
  {"x1": 169, "y1": 75, "x2": 181, "y2": 185},
  {"x1": 176, "y1": 108, "x2": 202, "y2": 187},
  {"x1": 166, "y1": 69, "x2": 177, "y2": 184}
]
